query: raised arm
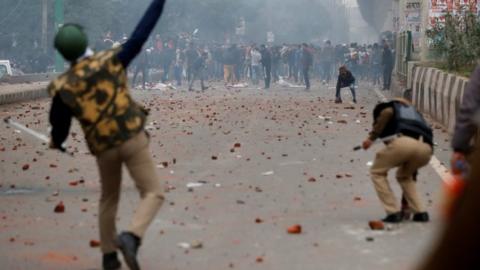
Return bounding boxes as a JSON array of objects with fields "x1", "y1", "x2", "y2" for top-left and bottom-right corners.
[{"x1": 117, "y1": 0, "x2": 167, "y2": 67}]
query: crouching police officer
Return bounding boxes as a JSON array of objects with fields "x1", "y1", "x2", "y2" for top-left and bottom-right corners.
[
  {"x1": 362, "y1": 98, "x2": 433, "y2": 223},
  {"x1": 48, "y1": 0, "x2": 167, "y2": 269}
]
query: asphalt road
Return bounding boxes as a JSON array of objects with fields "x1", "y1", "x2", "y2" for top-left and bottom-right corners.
[{"x1": 0, "y1": 80, "x2": 453, "y2": 270}]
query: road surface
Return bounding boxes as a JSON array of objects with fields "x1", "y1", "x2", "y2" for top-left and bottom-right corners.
[{"x1": 0, "y1": 80, "x2": 452, "y2": 270}]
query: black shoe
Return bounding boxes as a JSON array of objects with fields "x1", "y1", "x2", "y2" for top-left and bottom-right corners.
[
  {"x1": 103, "y1": 252, "x2": 121, "y2": 270},
  {"x1": 412, "y1": 212, "x2": 430, "y2": 222},
  {"x1": 353, "y1": 99, "x2": 357, "y2": 104},
  {"x1": 335, "y1": 99, "x2": 342, "y2": 104},
  {"x1": 116, "y1": 232, "x2": 141, "y2": 270},
  {"x1": 382, "y1": 212, "x2": 403, "y2": 223}
]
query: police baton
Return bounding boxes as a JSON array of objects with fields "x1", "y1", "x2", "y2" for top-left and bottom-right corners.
[
  {"x1": 353, "y1": 134, "x2": 399, "y2": 151},
  {"x1": 3, "y1": 117, "x2": 74, "y2": 157}
]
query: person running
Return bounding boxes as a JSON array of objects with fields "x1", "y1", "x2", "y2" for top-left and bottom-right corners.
[{"x1": 48, "y1": 0, "x2": 167, "y2": 269}]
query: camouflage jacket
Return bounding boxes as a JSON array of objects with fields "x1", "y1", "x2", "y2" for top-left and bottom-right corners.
[{"x1": 48, "y1": 48, "x2": 147, "y2": 155}]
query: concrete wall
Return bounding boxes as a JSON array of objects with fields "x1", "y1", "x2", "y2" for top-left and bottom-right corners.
[
  {"x1": 0, "y1": 71, "x2": 164, "y2": 106},
  {"x1": 411, "y1": 66, "x2": 468, "y2": 133}
]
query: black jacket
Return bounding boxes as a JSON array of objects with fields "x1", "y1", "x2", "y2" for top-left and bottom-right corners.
[
  {"x1": 336, "y1": 71, "x2": 355, "y2": 90},
  {"x1": 261, "y1": 48, "x2": 271, "y2": 67}
]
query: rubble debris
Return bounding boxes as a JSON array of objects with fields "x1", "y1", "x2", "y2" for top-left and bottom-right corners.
[
  {"x1": 368, "y1": 221, "x2": 385, "y2": 231},
  {"x1": 287, "y1": 224, "x2": 302, "y2": 234},
  {"x1": 261, "y1": 171, "x2": 274, "y2": 176},
  {"x1": 54, "y1": 201, "x2": 65, "y2": 213},
  {"x1": 89, "y1": 240, "x2": 101, "y2": 248}
]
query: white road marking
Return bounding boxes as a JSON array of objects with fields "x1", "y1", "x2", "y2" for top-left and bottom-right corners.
[{"x1": 372, "y1": 87, "x2": 450, "y2": 181}]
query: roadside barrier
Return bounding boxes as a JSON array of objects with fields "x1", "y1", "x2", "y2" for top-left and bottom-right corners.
[{"x1": 412, "y1": 66, "x2": 468, "y2": 133}]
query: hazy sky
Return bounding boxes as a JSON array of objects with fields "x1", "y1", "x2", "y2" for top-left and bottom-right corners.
[{"x1": 345, "y1": 0, "x2": 359, "y2": 7}]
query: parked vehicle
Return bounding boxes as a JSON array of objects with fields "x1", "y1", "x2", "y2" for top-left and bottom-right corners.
[{"x1": 0, "y1": 60, "x2": 13, "y2": 79}]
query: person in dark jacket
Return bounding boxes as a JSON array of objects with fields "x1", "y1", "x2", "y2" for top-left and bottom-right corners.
[
  {"x1": 362, "y1": 98, "x2": 433, "y2": 223},
  {"x1": 188, "y1": 51, "x2": 208, "y2": 91},
  {"x1": 260, "y1": 44, "x2": 272, "y2": 89},
  {"x1": 48, "y1": 1, "x2": 167, "y2": 269},
  {"x1": 335, "y1": 65, "x2": 357, "y2": 103},
  {"x1": 185, "y1": 43, "x2": 198, "y2": 83},
  {"x1": 131, "y1": 48, "x2": 150, "y2": 90},
  {"x1": 302, "y1": 43, "x2": 314, "y2": 90},
  {"x1": 382, "y1": 42, "x2": 394, "y2": 90},
  {"x1": 223, "y1": 45, "x2": 237, "y2": 85},
  {"x1": 161, "y1": 44, "x2": 175, "y2": 82}
]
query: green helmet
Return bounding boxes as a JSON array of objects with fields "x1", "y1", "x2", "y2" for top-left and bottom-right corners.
[{"x1": 54, "y1": 24, "x2": 88, "y2": 61}]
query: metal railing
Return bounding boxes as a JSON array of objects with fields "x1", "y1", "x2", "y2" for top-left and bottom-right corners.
[{"x1": 396, "y1": 31, "x2": 412, "y2": 82}]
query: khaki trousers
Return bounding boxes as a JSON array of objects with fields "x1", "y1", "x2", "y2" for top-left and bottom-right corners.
[
  {"x1": 370, "y1": 136, "x2": 432, "y2": 214},
  {"x1": 96, "y1": 131, "x2": 164, "y2": 253},
  {"x1": 224, "y1": 65, "x2": 235, "y2": 84}
]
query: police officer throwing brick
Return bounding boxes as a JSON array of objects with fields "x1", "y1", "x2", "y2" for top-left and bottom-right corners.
[
  {"x1": 362, "y1": 98, "x2": 433, "y2": 223},
  {"x1": 48, "y1": 0, "x2": 167, "y2": 269}
]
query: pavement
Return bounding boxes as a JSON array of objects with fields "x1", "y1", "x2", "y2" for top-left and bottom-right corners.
[{"x1": 0, "y1": 80, "x2": 453, "y2": 270}]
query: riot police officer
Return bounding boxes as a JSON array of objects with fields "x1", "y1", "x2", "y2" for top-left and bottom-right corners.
[
  {"x1": 48, "y1": 0, "x2": 167, "y2": 269},
  {"x1": 362, "y1": 98, "x2": 433, "y2": 223}
]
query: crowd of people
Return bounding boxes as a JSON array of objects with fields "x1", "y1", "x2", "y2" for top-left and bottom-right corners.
[{"x1": 104, "y1": 36, "x2": 396, "y2": 93}]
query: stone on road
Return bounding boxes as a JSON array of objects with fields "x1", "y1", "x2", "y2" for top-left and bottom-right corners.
[{"x1": 0, "y1": 81, "x2": 445, "y2": 270}]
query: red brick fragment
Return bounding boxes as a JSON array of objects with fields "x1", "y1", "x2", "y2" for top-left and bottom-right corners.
[
  {"x1": 54, "y1": 201, "x2": 65, "y2": 213},
  {"x1": 287, "y1": 224, "x2": 302, "y2": 234},
  {"x1": 308, "y1": 177, "x2": 316, "y2": 182},
  {"x1": 89, "y1": 240, "x2": 101, "y2": 248},
  {"x1": 368, "y1": 220, "x2": 385, "y2": 231}
]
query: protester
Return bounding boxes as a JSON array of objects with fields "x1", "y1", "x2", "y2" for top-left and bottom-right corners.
[
  {"x1": 223, "y1": 45, "x2": 237, "y2": 85},
  {"x1": 260, "y1": 44, "x2": 272, "y2": 89},
  {"x1": 382, "y1": 42, "x2": 394, "y2": 90},
  {"x1": 335, "y1": 65, "x2": 357, "y2": 104},
  {"x1": 251, "y1": 46, "x2": 262, "y2": 85},
  {"x1": 131, "y1": 48, "x2": 150, "y2": 90},
  {"x1": 301, "y1": 43, "x2": 313, "y2": 90},
  {"x1": 188, "y1": 51, "x2": 208, "y2": 91},
  {"x1": 48, "y1": 0, "x2": 167, "y2": 269},
  {"x1": 371, "y1": 43, "x2": 382, "y2": 86},
  {"x1": 174, "y1": 48, "x2": 184, "y2": 86},
  {"x1": 321, "y1": 40, "x2": 335, "y2": 84},
  {"x1": 185, "y1": 42, "x2": 198, "y2": 84}
]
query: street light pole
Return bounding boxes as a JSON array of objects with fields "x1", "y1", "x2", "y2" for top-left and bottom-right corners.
[
  {"x1": 54, "y1": 0, "x2": 64, "y2": 72},
  {"x1": 41, "y1": 0, "x2": 48, "y2": 53}
]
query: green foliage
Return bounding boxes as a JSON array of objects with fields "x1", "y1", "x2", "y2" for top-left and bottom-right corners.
[{"x1": 426, "y1": 12, "x2": 480, "y2": 73}]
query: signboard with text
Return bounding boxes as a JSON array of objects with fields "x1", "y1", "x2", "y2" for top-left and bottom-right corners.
[{"x1": 429, "y1": 0, "x2": 480, "y2": 27}]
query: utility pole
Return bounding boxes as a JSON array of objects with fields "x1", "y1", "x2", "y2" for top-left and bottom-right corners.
[
  {"x1": 54, "y1": 0, "x2": 64, "y2": 72},
  {"x1": 41, "y1": 0, "x2": 48, "y2": 53}
]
